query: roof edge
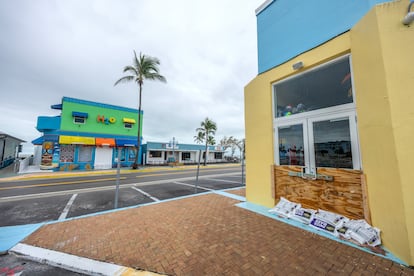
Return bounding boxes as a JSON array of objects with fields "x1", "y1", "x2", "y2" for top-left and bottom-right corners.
[{"x1": 255, "y1": 0, "x2": 274, "y2": 15}]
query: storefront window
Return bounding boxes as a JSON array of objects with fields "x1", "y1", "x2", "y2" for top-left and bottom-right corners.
[
  {"x1": 150, "y1": 151, "x2": 162, "y2": 158},
  {"x1": 60, "y1": 145, "x2": 75, "y2": 162},
  {"x1": 214, "y1": 152, "x2": 223, "y2": 159},
  {"x1": 114, "y1": 148, "x2": 126, "y2": 161},
  {"x1": 273, "y1": 55, "x2": 361, "y2": 170},
  {"x1": 78, "y1": 146, "x2": 92, "y2": 162},
  {"x1": 128, "y1": 148, "x2": 136, "y2": 161},
  {"x1": 182, "y1": 152, "x2": 191, "y2": 160},
  {"x1": 274, "y1": 57, "x2": 353, "y2": 118}
]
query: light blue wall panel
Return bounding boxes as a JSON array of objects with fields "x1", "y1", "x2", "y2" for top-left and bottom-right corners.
[{"x1": 257, "y1": 0, "x2": 392, "y2": 74}]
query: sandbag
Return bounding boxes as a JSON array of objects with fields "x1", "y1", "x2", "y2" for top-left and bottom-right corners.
[
  {"x1": 291, "y1": 207, "x2": 316, "y2": 224},
  {"x1": 337, "y1": 219, "x2": 381, "y2": 246},
  {"x1": 309, "y1": 209, "x2": 349, "y2": 236},
  {"x1": 268, "y1": 197, "x2": 300, "y2": 218}
]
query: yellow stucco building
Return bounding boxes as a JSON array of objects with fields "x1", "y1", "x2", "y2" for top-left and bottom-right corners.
[{"x1": 245, "y1": 0, "x2": 414, "y2": 266}]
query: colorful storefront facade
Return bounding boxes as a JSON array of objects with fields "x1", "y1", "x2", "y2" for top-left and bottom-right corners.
[
  {"x1": 142, "y1": 141, "x2": 225, "y2": 165},
  {"x1": 33, "y1": 97, "x2": 142, "y2": 170},
  {"x1": 245, "y1": 0, "x2": 414, "y2": 265}
]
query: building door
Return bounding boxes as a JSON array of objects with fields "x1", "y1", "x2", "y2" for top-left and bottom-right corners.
[
  {"x1": 94, "y1": 146, "x2": 113, "y2": 169},
  {"x1": 275, "y1": 111, "x2": 360, "y2": 174}
]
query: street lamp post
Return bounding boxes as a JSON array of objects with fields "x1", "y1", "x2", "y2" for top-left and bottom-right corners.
[{"x1": 170, "y1": 137, "x2": 178, "y2": 166}]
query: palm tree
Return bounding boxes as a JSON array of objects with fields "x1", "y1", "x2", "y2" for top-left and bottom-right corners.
[
  {"x1": 114, "y1": 50, "x2": 166, "y2": 169},
  {"x1": 193, "y1": 131, "x2": 204, "y2": 144},
  {"x1": 196, "y1": 117, "x2": 217, "y2": 166}
]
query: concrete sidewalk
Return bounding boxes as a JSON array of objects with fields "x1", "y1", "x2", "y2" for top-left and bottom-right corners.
[{"x1": 6, "y1": 188, "x2": 414, "y2": 275}]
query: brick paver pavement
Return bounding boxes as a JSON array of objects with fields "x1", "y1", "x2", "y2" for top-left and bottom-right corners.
[{"x1": 23, "y1": 191, "x2": 413, "y2": 275}]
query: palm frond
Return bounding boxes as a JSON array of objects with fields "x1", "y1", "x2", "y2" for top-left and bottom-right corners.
[
  {"x1": 123, "y1": 65, "x2": 138, "y2": 76},
  {"x1": 114, "y1": 75, "x2": 135, "y2": 86}
]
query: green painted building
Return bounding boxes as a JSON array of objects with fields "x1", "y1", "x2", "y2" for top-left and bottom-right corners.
[{"x1": 33, "y1": 97, "x2": 142, "y2": 170}]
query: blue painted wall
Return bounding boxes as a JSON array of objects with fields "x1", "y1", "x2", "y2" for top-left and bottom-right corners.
[{"x1": 256, "y1": 0, "x2": 392, "y2": 74}]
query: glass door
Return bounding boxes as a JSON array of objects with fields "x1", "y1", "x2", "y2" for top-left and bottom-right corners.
[
  {"x1": 308, "y1": 111, "x2": 361, "y2": 171},
  {"x1": 275, "y1": 119, "x2": 309, "y2": 169},
  {"x1": 275, "y1": 112, "x2": 360, "y2": 172}
]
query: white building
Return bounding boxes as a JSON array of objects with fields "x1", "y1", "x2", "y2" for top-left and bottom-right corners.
[{"x1": 142, "y1": 141, "x2": 225, "y2": 165}]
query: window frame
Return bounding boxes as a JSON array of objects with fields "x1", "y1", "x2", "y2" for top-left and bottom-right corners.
[
  {"x1": 214, "y1": 152, "x2": 223, "y2": 160},
  {"x1": 272, "y1": 55, "x2": 361, "y2": 171},
  {"x1": 78, "y1": 145, "x2": 93, "y2": 162},
  {"x1": 150, "y1": 151, "x2": 162, "y2": 158},
  {"x1": 181, "y1": 152, "x2": 191, "y2": 160},
  {"x1": 73, "y1": 116, "x2": 86, "y2": 124}
]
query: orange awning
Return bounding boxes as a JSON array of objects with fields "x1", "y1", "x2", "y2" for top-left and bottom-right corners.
[{"x1": 95, "y1": 138, "x2": 115, "y2": 146}]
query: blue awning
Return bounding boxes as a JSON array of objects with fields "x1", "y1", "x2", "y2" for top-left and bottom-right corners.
[
  {"x1": 72, "y1": 111, "x2": 88, "y2": 118},
  {"x1": 115, "y1": 138, "x2": 137, "y2": 147},
  {"x1": 32, "y1": 135, "x2": 59, "y2": 145},
  {"x1": 31, "y1": 136, "x2": 43, "y2": 145},
  {"x1": 51, "y1": 104, "x2": 62, "y2": 110}
]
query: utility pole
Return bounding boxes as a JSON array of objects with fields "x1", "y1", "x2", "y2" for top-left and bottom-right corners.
[
  {"x1": 195, "y1": 149, "x2": 202, "y2": 193},
  {"x1": 114, "y1": 147, "x2": 121, "y2": 209}
]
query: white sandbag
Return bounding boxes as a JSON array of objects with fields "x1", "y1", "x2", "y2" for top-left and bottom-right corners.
[
  {"x1": 291, "y1": 207, "x2": 316, "y2": 224},
  {"x1": 339, "y1": 220, "x2": 381, "y2": 246},
  {"x1": 268, "y1": 197, "x2": 300, "y2": 218},
  {"x1": 309, "y1": 210, "x2": 349, "y2": 236}
]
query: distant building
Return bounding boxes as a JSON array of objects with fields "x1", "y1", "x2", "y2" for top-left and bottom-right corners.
[
  {"x1": 0, "y1": 131, "x2": 25, "y2": 169},
  {"x1": 142, "y1": 141, "x2": 225, "y2": 165},
  {"x1": 32, "y1": 97, "x2": 142, "y2": 170}
]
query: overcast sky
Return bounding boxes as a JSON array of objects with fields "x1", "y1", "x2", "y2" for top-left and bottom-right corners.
[{"x1": 0, "y1": 0, "x2": 262, "y2": 154}]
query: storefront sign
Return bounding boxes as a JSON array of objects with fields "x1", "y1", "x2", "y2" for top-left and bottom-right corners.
[{"x1": 97, "y1": 115, "x2": 116, "y2": 125}]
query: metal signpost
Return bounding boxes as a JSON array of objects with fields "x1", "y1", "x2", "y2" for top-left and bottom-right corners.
[
  {"x1": 195, "y1": 149, "x2": 202, "y2": 193},
  {"x1": 114, "y1": 147, "x2": 121, "y2": 209}
]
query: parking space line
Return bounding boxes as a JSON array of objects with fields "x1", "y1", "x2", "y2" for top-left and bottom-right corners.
[
  {"x1": 58, "y1": 194, "x2": 78, "y2": 220},
  {"x1": 131, "y1": 187, "x2": 160, "y2": 202},
  {"x1": 173, "y1": 181, "x2": 213, "y2": 191},
  {"x1": 206, "y1": 178, "x2": 241, "y2": 184}
]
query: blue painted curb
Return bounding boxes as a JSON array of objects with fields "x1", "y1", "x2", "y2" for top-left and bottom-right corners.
[{"x1": 0, "y1": 223, "x2": 44, "y2": 253}]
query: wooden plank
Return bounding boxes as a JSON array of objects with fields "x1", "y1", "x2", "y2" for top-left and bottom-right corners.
[
  {"x1": 274, "y1": 165, "x2": 366, "y2": 220},
  {"x1": 360, "y1": 174, "x2": 372, "y2": 224}
]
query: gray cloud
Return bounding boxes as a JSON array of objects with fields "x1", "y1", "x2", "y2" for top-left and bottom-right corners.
[{"x1": 0, "y1": 0, "x2": 261, "y2": 153}]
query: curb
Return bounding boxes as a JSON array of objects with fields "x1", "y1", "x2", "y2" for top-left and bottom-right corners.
[
  {"x1": 10, "y1": 243, "x2": 165, "y2": 276},
  {"x1": 0, "y1": 223, "x2": 44, "y2": 254}
]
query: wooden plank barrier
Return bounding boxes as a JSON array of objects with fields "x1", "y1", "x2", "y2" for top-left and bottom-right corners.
[{"x1": 274, "y1": 165, "x2": 370, "y2": 221}]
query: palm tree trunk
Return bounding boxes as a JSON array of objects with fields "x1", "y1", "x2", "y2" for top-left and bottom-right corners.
[
  {"x1": 133, "y1": 83, "x2": 143, "y2": 169},
  {"x1": 204, "y1": 131, "x2": 208, "y2": 166}
]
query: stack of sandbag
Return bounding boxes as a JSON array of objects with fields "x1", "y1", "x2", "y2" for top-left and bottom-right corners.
[
  {"x1": 337, "y1": 219, "x2": 382, "y2": 247},
  {"x1": 268, "y1": 198, "x2": 382, "y2": 247}
]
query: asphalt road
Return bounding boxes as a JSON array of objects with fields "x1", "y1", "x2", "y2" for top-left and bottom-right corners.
[{"x1": 0, "y1": 165, "x2": 244, "y2": 227}]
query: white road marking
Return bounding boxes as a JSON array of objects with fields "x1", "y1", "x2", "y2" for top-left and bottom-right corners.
[
  {"x1": 207, "y1": 178, "x2": 241, "y2": 184},
  {"x1": 173, "y1": 181, "x2": 213, "y2": 191},
  {"x1": 131, "y1": 186, "x2": 160, "y2": 202},
  {"x1": 58, "y1": 193, "x2": 78, "y2": 220}
]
